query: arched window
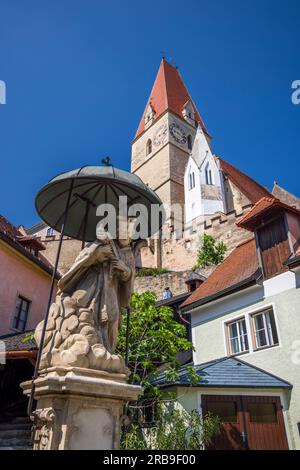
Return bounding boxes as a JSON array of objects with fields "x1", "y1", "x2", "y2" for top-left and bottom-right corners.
[
  {"x1": 205, "y1": 163, "x2": 213, "y2": 185},
  {"x1": 187, "y1": 134, "x2": 192, "y2": 150},
  {"x1": 146, "y1": 139, "x2": 152, "y2": 156},
  {"x1": 188, "y1": 171, "x2": 195, "y2": 190},
  {"x1": 46, "y1": 227, "x2": 54, "y2": 237}
]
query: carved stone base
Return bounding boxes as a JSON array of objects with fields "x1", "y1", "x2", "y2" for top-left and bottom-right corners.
[{"x1": 21, "y1": 366, "x2": 141, "y2": 450}]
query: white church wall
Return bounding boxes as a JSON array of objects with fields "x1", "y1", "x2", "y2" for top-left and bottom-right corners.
[{"x1": 184, "y1": 157, "x2": 202, "y2": 223}]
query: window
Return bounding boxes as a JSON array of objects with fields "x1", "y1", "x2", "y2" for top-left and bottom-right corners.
[
  {"x1": 206, "y1": 401, "x2": 237, "y2": 423},
  {"x1": 188, "y1": 171, "x2": 195, "y2": 190},
  {"x1": 12, "y1": 296, "x2": 30, "y2": 331},
  {"x1": 251, "y1": 308, "x2": 278, "y2": 350},
  {"x1": 46, "y1": 227, "x2": 54, "y2": 237},
  {"x1": 145, "y1": 104, "x2": 154, "y2": 124},
  {"x1": 130, "y1": 400, "x2": 157, "y2": 428},
  {"x1": 227, "y1": 318, "x2": 249, "y2": 355},
  {"x1": 187, "y1": 134, "x2": 192, "y2": 150},
  {"x1": 205, "y1": 163, "x2": 213, "y2": 185},
  {"x1": 146, "y1": 139, "x2": 152, "y2": 156},
  {"x1": 248, "y1": 403, "x2": 277, "y2": 423}
]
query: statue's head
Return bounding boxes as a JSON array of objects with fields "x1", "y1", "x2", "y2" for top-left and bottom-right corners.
[
  {"x1": 95, "y1": 216, "x2": 137, "y2": 247},
  {"x1": 117, "y1": 216, "x2": 136, "y2": 247}
]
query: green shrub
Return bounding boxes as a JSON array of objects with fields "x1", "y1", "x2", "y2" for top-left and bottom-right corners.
[{"x1": 136, "y1": 267, "x2": 170, "y2": 277}]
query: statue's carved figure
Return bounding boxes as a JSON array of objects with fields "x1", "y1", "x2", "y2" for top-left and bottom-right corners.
[{"x1": 35, "y1": 231, "x2": 135, "y2": 374}]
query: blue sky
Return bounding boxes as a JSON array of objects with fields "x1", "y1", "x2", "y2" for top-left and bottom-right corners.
[{"x1": 0, "y1": 0, "x2": 299, "y2": 228}]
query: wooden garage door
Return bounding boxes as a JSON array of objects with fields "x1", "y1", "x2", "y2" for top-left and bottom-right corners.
[
  {"x1": 242, "y1": 396, "x2": 289, "y2": 450},
  {"x1": 202, "y1": 395, "x2": 246, "y2": 450},
  {"x1": 202, "y1": 395, "x2": 289, "y2": 450}
]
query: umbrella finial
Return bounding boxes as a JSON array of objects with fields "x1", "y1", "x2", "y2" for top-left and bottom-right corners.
[{"x1": 101, "y1": 156, "x2": 112, "y2": 167}]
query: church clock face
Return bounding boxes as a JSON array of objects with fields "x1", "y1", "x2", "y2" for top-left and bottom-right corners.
[
  {"x1": 169, "y1": 122, "x2": 187, "y2": 145},
  {"x1": 153, "y1": 123, "x2": 167, "y2": 147}
]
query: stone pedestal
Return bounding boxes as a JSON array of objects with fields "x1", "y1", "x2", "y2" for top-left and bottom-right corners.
[{"x1": 21, "y1": 366, "x2": 141, "y2": 450}]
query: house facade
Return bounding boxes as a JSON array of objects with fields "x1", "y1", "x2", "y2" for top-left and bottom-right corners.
[
  {"x1": 154, "y1": 197, "x2": 300, "y2": 450},
  {"x1": 0, "y1": 215, "x2": 56, "y2": 336},
  {"x1": 0, "y1": 215, "x2": 57, "y2": 447}
]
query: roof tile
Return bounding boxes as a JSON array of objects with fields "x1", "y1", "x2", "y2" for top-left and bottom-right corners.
[
  {"x1": 135, "y1": 59, "x2": 208, "y2": 139},
  {"x1": 237, "y1": 197, "x2": 300, "y2": 231},
  {"x1": 152, "y1": 357, "x2": 292, "y2": 389},
  {"x1": 181, "y1": 238, "x2": 258, "y2": 309},
  {"x1": 218, "y1": 158, "x2": 273, "y2": 204}
]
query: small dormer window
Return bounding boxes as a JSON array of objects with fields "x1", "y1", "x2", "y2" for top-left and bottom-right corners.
[
  {"x1": 144, "y1": 104, "x2": 155, "y2": 126},
  {"x1": 187, "y1": 134, "x2": 192, "y2": 150},
  {"x1": 146, "y1": 139, "x2": 152, "y2": 156},
  {"x1": 205, "y1": 163, "x2": 213, "y2": 185},
  {"x1": 188, "y1": 171, "x2": 195, "y2": 190},
  {"x1": 183, "y1": 101, "x2": 195, "y2": 124}
]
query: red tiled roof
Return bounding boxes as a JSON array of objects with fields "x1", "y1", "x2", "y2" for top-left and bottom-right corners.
[
  {"x1": 181, "y1": 238, "x2": 259, "y2": 309},
  {"x1": 0, "y1": 215, "x2": 23, "y2": 239},
  {"x1": 218, "y1": 157, "x2": 273, "y2": 204},
  {"x1": 134, "y1": 59, "x2": 209, "y2": 139},
  {"x1": 237, "y1": 197, "x2": 300, "y2": 231},
  {"x1": 0, "y1": 214, "x2": 53, "y2": 272}
]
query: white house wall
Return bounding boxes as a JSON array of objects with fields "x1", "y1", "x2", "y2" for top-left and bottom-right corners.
[{"x1": 189, "y1": 272, "x2": 300, "y2": 449}]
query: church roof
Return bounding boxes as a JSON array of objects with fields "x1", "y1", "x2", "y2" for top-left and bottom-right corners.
[
  {"x1": 181, "y1": 238, "x2": 260, "y2": 310},
  {"x1": 272, "y1": 182, "x2": 300, "y2": 209},
  {"x1": 218, "y1": 157, "x2": 273, "y2": 204},
  {"x1": 134, "y1": 59, "x2": 209, "y2": 139}
]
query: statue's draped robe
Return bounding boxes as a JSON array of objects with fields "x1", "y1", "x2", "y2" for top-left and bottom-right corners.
[{"x1": 35, "y1": 240, "x2": 134, "y2": 373}]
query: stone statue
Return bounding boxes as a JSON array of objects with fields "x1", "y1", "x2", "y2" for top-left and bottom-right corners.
[{"x1": 35, "y1": 230, "x2": 135, "y2": 374}]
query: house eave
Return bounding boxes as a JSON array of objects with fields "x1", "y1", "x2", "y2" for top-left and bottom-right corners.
[{"x1": 181, "y1": 270, "x2": 262, "y2": 313}]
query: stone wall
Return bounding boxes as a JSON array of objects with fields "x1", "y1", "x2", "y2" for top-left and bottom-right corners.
[
  {"x1": 138, "y1": 203, "x2": 253, "y2": 271},
  {"x1": 27, "y1": 224, "x2": 83, "y2": 274},
  {"x1": 134, "y1": 266, "x2": 214, "y2": 300}
]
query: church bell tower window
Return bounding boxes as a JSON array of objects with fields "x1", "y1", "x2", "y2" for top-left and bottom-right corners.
[
  {"x1": 188, "y1": 171, "x2": 195, "y2": 190},
  {"x1": 205, "y1": 163, "x2": 213, "y2": 185},
  {"x1": 146, "y1": 139, "x2": 152, "y2": 156}
]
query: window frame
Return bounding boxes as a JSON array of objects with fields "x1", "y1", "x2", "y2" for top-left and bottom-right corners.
[
  {"x1": 251, "y1": 308, "x2": 279, "y2": 351},
  {"x1": 12, "y1": 294, "x2": 31, "y2": 332},
  {"x1": 146, "y1": 139, "x2": 152, "y2": 156},
  {"x1": 226, "y1": 317, "x2": 249, "y2": 355},
  {"x1": 188, "y1": 171, "x2": 195, "y2": 190},
  {"x1": 46, "y1": 227, "x2": 54, "y2": 237},
  {"x1": 205, "y1": 163, "x2": 213, "y2": 185},
  {"x1": 224, "y1": 305, "x2": 280, "y2": 357}
]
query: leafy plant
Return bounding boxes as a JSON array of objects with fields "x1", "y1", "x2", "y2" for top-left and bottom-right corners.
[
  {"x1": 193, "y1": 234, "x2": 227, "y2": 270},
  {"x1": 117, "y1": 291, "x2": 193, "y2": 398},
  {"x1": 136, "y1": 267, "x2": 169, "y2": 277},
  {"x1": 121, "y1": 405, "x2": 221, "y2": 450},
  {"x1": 22, "y1": 332, "x2": 34, "y2": 343}
]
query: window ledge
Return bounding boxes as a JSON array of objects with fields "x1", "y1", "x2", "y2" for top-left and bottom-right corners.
[{"x1": 253, "y1": 343, "x2": 279, "y2": 353}]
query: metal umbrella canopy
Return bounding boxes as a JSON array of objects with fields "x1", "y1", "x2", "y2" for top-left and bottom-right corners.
[{"x1": 35, "y1": 165, "x2": 164, "y2": 241}]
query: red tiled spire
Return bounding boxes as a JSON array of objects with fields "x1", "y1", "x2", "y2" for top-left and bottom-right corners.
[{"x1": 134, "y1": 59, "x2": 209, "y2": 139}]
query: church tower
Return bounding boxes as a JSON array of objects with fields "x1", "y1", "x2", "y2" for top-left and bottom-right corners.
[{"x1": 131, "y1": 59, "x2": 210, "y2": 216}]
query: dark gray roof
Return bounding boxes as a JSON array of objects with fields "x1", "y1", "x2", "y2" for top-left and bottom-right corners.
[
  {"x1": 186, "y1": 272, "x2": 206, "y2": 282},
  {"x1": 156, "y1": 292, "x2": 189, "y2": 307},
  {"x1": 0, "y1": 331, "x2": 36, "y2": 351},
  {"x1": 152, "y1": 357, "x2": 292, "y2": 389},
  {"x1": 26, "y1": 221, "x2": 47, "y2": 235}
]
